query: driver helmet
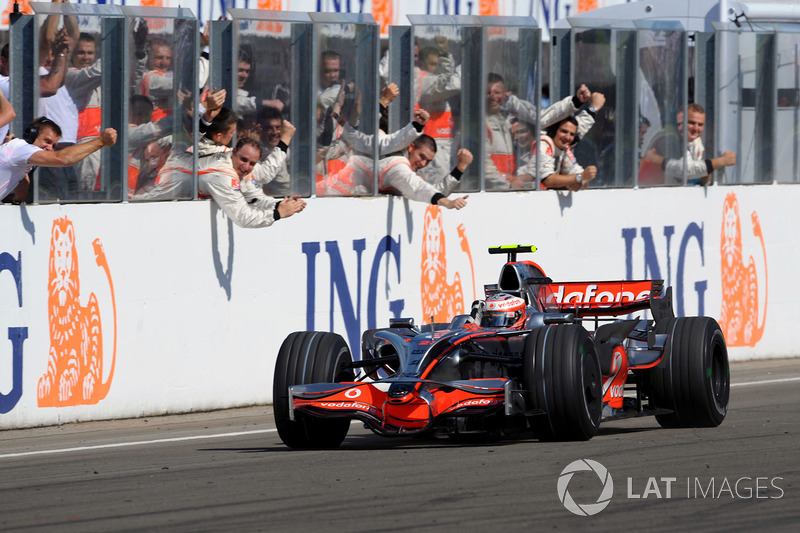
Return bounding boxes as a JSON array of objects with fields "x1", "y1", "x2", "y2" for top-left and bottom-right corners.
[{"x1": 480, "y1": 293, "x2": 526, "y2": 328}]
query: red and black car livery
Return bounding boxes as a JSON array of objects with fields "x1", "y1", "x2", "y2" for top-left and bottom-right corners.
[{"x1": 274, "y1": 245, "x2": 729, "y2": 448}]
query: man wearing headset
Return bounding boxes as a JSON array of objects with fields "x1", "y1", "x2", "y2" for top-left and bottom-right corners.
[{"x1": 0, "y1": 117, "x2": 117, "y2": 203}]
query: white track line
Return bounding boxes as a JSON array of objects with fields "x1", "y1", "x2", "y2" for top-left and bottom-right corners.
[
  {"x1": 0, "y1": 428, "x2": 277, "y2": 459},
  {"x1": 2, "y1": 377, "x2": 797, "y2": 460},
  {"x1": 731, "y1": 376, "x2": 800, "y2": 387}
]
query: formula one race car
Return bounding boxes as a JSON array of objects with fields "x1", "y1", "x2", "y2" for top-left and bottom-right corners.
[{"x1": 273, "y1": 245, "x2": 730, "y2": 448}]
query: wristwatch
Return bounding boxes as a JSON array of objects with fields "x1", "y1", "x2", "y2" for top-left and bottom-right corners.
[
  {"x1": 588, "y1": 106, "x2": 597, "y2": 114},
  {"x1": 575, "y1": 173, "x2": 583, "y2": 184}
]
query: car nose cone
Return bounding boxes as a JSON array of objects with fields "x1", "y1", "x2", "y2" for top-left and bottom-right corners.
[{"x1": 387, "y1": 383, "x2": 414, "y2": 403}]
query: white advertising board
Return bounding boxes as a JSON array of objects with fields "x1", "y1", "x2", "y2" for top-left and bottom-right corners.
[
  {"x1": 0, "y1": 184, "x2": 786, "y2": 428},
  {"x1": 2, "y1": 0, "x2": 630, "y2": 34}
]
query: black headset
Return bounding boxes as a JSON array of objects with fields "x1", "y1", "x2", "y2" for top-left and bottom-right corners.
[{"x1": 23, "y1": 117, "x2": 59, "y2": 144}]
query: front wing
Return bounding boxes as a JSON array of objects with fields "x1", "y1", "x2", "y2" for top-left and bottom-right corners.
[{"x1": 289, "y1": 378, "x2": 518, "y2": 436}]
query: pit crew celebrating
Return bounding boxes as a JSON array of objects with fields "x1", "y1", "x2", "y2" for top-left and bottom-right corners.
[
  {"x1": 537, "y1": 115, "x2": 597, "y2": 192},
  {"x1": 378, "y1": 134, "x2": 471, "y2": 210}
]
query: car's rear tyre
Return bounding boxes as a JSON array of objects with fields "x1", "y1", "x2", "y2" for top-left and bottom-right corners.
[
  {"x1": 645, "y1": 317, "x2": 729, "y2": 428},
  {"x1": 523, "y1": 325, "x2": 603, "y2": 441},
  {"x1": 273, "y1": 331, "x2": 354, "y2": 448}
]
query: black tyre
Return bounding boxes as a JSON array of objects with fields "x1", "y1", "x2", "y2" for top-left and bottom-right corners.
[
  {"x1": 523, "y1": 325, "x2": 603, "y2": 441},
  {"x1": 273, "y1": 331, "x2": 354, "y2": 448},
  {"x1": 646, "y1": 317, "x2": 729, "y2": 428}
]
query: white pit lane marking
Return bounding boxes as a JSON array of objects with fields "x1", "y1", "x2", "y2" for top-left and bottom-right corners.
[
  {"x1": 0, "y1": 420, "x2": 364, "y2": 460},
  {"x1": 0, "y1": 429, "x2": 276, "y2": 459},
  {"x1": 731, "y1": 376, "x2": 800, "y2": 387}
]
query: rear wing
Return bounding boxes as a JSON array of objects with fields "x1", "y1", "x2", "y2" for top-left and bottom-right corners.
[{"x1": 545, "y1": 280, "x2": 669, "y2": 317}]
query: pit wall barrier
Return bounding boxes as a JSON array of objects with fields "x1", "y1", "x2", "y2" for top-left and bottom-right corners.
[{"x1": 0, "y1": 184, "x2": 784, "y2": 428}]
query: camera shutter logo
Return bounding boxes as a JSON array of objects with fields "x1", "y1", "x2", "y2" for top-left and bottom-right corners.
[{"x1": 557, "y1": 459, "x2": 614, "y2": 516}]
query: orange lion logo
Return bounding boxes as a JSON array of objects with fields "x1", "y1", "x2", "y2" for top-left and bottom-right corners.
[
  {"x1": 256, "y1": 0, "x2": 284, "y2": 33},
  {"x1": 420, "y1": 206, "x2": 475, "y2": 323},
  {"x1": 719, "y1": 193, "x2": 767, "y2": 347},
  {"x1": 2, "y1": 0, "x2": 33, "y2": 26},
  {"x1": 372, "y1": 0, "x2": 394, "y2": 35},
  {"x1": 38, "y1": 217, "x2": 117, "y2": 407}
]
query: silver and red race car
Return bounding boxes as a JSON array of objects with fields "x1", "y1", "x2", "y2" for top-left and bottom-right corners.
[{"x1": 273, "y1": 245, "x2": 730, "y2": 448}]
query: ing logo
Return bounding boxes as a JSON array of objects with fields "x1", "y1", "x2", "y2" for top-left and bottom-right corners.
[
  {"x1": 420, "y1": 206, "x2": 474, "y2": 323},
  {"x1": 38, "y1": 217, "x2": 117, "y2": 407},
  {"x1": 719, "y1": 193, "x2": 767, "y2": 347}
]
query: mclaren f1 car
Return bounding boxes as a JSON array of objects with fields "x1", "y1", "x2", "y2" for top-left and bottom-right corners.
[{"x1": 273, "y1": 245, "x2": 730, "y2": 448}]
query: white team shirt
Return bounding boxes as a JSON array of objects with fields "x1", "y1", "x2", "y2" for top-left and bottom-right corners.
[
  {"x1": 39, "y1": 66, "x2": 79, "y2": 144},
  {"x1": 0, "y1": 139, "x2": 41, "y2": 199},
  {"x1": 0, "y1": 74, "x2": 9, "y2": 141}
]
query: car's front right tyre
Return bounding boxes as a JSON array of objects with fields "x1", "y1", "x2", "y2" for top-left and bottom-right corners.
[
  {"x1": 523, "y1": 325, "x2": 603, "y2": 441},
  {"x1": 273, "y1": 331, "x2": 354, "y2": 448}
]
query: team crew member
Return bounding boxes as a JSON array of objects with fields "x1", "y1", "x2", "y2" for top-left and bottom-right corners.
[
  {"x1": 485, "y1": 74, "x2": 602, "y2": 189},
  {"x1": 67, "y1": 33, "x2": 104, "y2": 191},
  {"x1": 414, "y1": 41, "x2": 460, "y2": 184},
  {"x1": 196, "y1": 103, "x2": 306, "y2": 228},
  {"x1": 232, "y1": 138, "x2": 305, "y2": 221},
  {"x1": 251, "y1": 106, "x2": 292, "y2": 196},
  {"x1": 646, "y1": 103, "x2": 736, "y2": 186},
  {"x1": 378, "y1": 134, "x2": 470, "y2": 209},
  {"x1": 138, "y1": 37, "x2": 174, "y2": 121},
  {"x1": 0, "y1": 117, "x2": 117, "y2": 201},
  {"x1": 535, "y1": 116, "x2": 596, "y2": 191},
  {"x1": 315, "y1": 108, "x2": 426, "y2": 196}
]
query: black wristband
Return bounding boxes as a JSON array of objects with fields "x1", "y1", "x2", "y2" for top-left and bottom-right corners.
[
  {"x1": 273, "y1": 202, "x2": 282, "y2": 221},
  {"x1": 431, "y1": 193, "x2": 445, "y2": 205},
  {"x1": 412, "y1": 121, "x2": 424, "y2": 132},
  {"x1": 278, "y1": 140, "x2": 289, "y2": 153},
  {"x1": 704, "y1": 159, "x2": 714, "y2": 175},
  {"x1": 572, "y1": 95, "x2": 582, "y2": 108},
  {"x1": 450, "y1": 168, "x2": 463, "y2": 181}
]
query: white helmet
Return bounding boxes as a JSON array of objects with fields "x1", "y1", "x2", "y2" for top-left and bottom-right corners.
[{"x1": 480, "y1": 293, "x2": 526, "y2": 328}]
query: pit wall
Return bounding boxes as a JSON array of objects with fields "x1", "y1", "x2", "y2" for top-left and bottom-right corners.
[{"x1": 0, "y1": 184, "x2": 785, "y2": 428}]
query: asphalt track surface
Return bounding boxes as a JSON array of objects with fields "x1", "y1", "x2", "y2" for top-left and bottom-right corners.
[{"x1": 1, "y1": 359, "x2": 798, "y2": 532}]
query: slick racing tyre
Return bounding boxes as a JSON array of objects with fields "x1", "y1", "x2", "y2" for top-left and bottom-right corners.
[
  {"x1": 646, "y1": 317, "x2": 729, "y2": 428},
  {"x1": 273, "y1": 331, "x2": 354, "y2": 448},
  {"x1": 523, "y1": 325, "x2": 603, "y2": 441}
]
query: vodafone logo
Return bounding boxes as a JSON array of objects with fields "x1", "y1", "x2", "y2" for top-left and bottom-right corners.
[
  {"x1": 319, "y1": 401, "x2": 377, "y2": 415},
  {"x1": 344, "y1": 388, "x2": 362, "y2": 399},
  {"x1": 552, "y1": 283, "x2": 651, "y2": 306},
  {"x1": 558, "y1": 459, "x2": 614, "y2": 516},
  {"x1": 459, "y1": 398, "x2": 500, "y2": 407},
  {"x1": 486, "y1": 296, "x2": 525, "y2": 311}
]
